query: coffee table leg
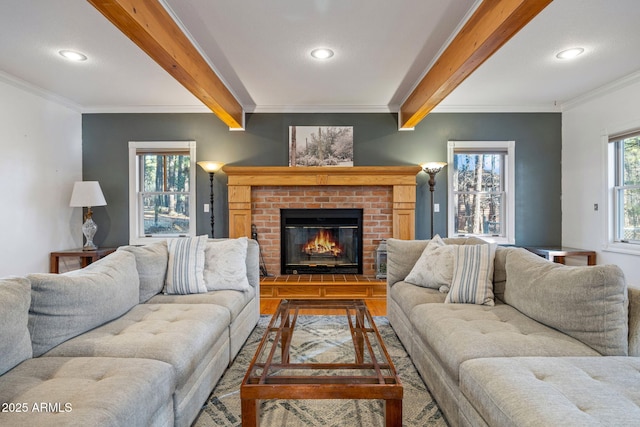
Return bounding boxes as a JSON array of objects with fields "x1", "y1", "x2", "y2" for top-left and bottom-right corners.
[
  {"x1": 384, "y1": 399, "x2": 402, "y2": 427},
  {"x1": 354, "y1": 308, "x2": 365, "y2": 363},
  {"x1": 281, "y1": 313, "x2": 292, "y2": 363},
  {"x1": 354, "y1": 327, "x2": 364, "y2": 363},
  {"x1": 241, "y1": 398, "x2": 260, "y2": 426}
]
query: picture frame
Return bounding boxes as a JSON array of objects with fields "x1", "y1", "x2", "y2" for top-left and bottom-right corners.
[{"x1": 288, "y1": 126, "x2": 353, "y2": 166}]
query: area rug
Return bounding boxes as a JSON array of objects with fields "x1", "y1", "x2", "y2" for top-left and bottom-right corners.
[{"x1": 193, "y1": 315, "x2": 447, "y2": 426}]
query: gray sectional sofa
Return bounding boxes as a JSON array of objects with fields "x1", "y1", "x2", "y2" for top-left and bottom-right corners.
[
  {"x1": 0, "y1": 237, "x2": 260, "y2": 427},
  {"x1": 387, "y1": 237, "x2": 640, "y2": 427}
]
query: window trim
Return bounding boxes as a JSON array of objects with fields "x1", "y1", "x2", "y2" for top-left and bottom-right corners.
[
  {"x1": 604, "y1": 125, "x2": 640, "y2": 255},
  {"x1": 447, "y1": 140, "x2": 515, "y2": 245},
  {"x1": 128, "y1": 141, "x2": 196, "y2": 245}
]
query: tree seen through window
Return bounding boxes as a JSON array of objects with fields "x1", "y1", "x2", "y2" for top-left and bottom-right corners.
[
  {"x1": 140, "y1": 153, "x2": 191, "y2": 236},
  {"x1": 453, "y1": 153, "x2": 505, "y2": 236},
  {"x1": 615, "y1": 136, "x2": 640, "y2": 242}
]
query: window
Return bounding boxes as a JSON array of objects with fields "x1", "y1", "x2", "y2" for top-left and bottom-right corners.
[
  {"x1": 128, "y1": 141, "x2": 196, "y2": 245},
  {"x1": 447, "y1": 141, "x2": 515, "y2": 244},
  {"x1": 611, "y1": 131, "x2": 640, "y2": 245}
]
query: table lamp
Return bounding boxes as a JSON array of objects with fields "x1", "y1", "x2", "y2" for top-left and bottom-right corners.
[{"x1": 69, "y1": 181, "x2": 107, "y2": 250}]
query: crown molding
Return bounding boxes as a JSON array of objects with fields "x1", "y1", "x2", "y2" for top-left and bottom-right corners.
[
  {"x1": 82, "y1": 102, "x2": 563, "y2": 115},
  {"x1": 82, "y1": 104, "x2": 211, "y2": 114},
  {"x1": 0, "y1": 71, "x2": 82, "y2": 112},
  {"x1": 248, "y1": 104, "x2": 395, "y2": 114},
  {"x1": 431, "y1": 104, "x2": 561, "y2": 113},
  {"x1": 561, "y1": 70, "x2": 640, "y2": 111}
]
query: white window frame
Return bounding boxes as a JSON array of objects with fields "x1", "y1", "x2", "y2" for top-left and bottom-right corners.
[
  {"x1": 604, "y1": 125, "x2": 640, "y2": 255},
  {"x1": 447, "y1": 140, "x2": 516, "y2": 245},
  {"x1": 128, "y1": 141, "x2": 196, "y2": 245}
]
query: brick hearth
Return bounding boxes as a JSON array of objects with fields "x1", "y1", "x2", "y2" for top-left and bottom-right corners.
[{"x1": 252, "y1": 185, "x2": 392, "y2": 277}]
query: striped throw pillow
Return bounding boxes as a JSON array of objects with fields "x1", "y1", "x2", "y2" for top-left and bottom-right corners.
[
  {"x1": 445, "y1": 243, "x2": 497, "y2": 306},
  {"x1": 165, "y1": 235, "x2": 208, "y2": 294}
]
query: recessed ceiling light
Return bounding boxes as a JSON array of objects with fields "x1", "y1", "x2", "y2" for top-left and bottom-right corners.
[
  {"x1": 310, "y1": 48, "x2": 334, "y2": 60},
  {"x1": 59, "y1": 50, "x2": 88, "y2": 62},
  {"x1": 556, "y1": 48, "x2": 584, "y2": 60}
]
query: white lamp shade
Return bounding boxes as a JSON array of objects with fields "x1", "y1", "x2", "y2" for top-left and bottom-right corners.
[
  {"x1": 69, "y1": 181, "x2": 107, "y2": 207},
  {"x1": 197, "y1": 161, "x2": 225, "y2": 173},
  {"x1": 421, "y1": 162, "x2": 447, "y2": 174}
]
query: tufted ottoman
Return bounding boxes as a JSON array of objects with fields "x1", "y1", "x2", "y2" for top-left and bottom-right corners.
[
  {"x1": 459, "y1": 357, "x2": 640, "y2": 427},
  {"x1": 0, "y1": 356, "x2": 175, "y2": 427}
]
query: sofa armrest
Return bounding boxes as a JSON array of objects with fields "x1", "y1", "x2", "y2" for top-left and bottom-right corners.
[
  {"x1": 386, "y1": 239, "x2": 429, "y2": 286},
  {"x1": 246, "y1": 239, "x2": 260, "y2": 290},
  {"x1": 629, "y1": 285, "x2": 640, "y2": 356}
]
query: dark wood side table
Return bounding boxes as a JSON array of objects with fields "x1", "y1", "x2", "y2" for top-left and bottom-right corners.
[
  {"x1": 49, "y1": 248, "x2": 117, "y2": 273},
  {"x1": 525, "y1": 247, "x2": 596, "y2": 266}
]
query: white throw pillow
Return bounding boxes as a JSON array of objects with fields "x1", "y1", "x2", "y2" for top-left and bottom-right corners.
[
  {"x1": 164, "y1": 235, "x2": 208, "y2": 294},
  {"x1": 204, "y1": 237, "x2": 251, "y2": 292},
  {"x1": 405, "y1": 234, "x2": 455, "y2": 290},
  {"x1": 445, "y1": 243, "x2": 497, "y2": 306}
]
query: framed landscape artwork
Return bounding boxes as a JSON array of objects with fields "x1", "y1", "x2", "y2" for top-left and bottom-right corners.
[{"x1": 289, "y1": 126, "x2": 353, "y2": 166}]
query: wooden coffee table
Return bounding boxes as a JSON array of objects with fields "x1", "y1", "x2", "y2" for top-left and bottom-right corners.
[{"x1": 240, "y1": 299, "x2": 403, "y2": 426}]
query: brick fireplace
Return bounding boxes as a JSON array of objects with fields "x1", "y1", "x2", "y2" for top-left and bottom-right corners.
[
  {"x1": 254, "y1": 187, "x2": 388, "y2": 276},
  {"x1": 224, "y1": 166, "x2": 421, "y2": 277}
]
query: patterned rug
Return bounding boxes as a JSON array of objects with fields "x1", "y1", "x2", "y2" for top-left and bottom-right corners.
[{"x1": 193, "y1": 315, "x2": 448, "y2": 426}]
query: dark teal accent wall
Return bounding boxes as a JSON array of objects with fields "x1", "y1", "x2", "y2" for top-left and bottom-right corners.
[{"x1": 82, "y1": 112, "x2": 561, "y2": 247}]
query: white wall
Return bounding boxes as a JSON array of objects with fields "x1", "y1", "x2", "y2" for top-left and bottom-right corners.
[
  {"x1": 563, "y1": 74, "x2": 640, "y2": 286},
  {"x1": 0, "y1": 78, "x2": 82, "y2": 277}
]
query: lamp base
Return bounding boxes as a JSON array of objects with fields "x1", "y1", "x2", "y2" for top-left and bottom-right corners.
[{"x1": 82, "y1": 217, "x2": 98, "y2": 251}]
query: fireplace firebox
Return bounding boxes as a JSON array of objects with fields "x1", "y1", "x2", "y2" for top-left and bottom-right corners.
[{"x1": 281, "y1": 208, "x2": 363, "y2": 275}]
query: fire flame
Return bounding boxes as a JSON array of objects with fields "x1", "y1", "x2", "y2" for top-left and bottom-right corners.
[{"x1": 302, "y1": 229, "x2": 342, "y2": 257}]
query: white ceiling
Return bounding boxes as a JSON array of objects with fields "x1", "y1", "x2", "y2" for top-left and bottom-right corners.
[{"x1": 1, "y1": 0, "x2": 639, "y2": 117}]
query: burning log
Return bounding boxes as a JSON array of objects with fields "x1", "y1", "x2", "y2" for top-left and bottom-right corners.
[{"x1": 302, "y1": 229, "x2": 342, "y2": 257}]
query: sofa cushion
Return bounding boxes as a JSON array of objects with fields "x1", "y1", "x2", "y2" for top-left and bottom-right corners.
[
  {"x1": 410, "y1": 302, "x2": 600, "y2": 382},
  {"x1": 389, "y1": 281, "x2": 447, "y2": 315},
  {"x1": 504, "y1": 247, "x2": 628, "y2": 356},
  {"x1": 445, "y1": 243, "x2": 496, "y2": 306},
  {"x1": 405, "y1": 234, "x2": 454, "y2": 290},
  {"x1": 148, "y1": 287, "x2": 255, "y2": 322},
  {"x1": 204, "y1": 237, "x2": 251, "y2": 291},
  {"x1": 165, "y1": 235, "x2": 208, "y2": 294},
  {"x1": 0, "y1": 356, "x2": 175, "y2": 427},
  {"x1": 118, "y1": 240, "x2": 168, "y2": 303},
  {"x1": 42, "y1": 303, "x2": 230, "y2": 392},
  {"x1": 460, "y1": 357, "x2": 640, "y2": 427},
  {"x1": 0, "y1": 277, "x2": 32, "y2": 376},
  {"x1": 27, "y1": 250, "x2": 139, "y2": 357}
]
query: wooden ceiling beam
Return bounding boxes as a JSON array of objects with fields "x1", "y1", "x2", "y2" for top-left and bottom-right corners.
[
  {"x1": 88, "y1": 0, "x2": 244, "y2": 129},
  {"x1": 399, "y1": 0, "x2": 553, "y2": 129}
]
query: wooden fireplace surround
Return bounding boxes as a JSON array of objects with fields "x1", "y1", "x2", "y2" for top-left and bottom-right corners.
[
  {"x1": 224, "y1": 166, "x2": 421, "y2": 309},
  {"x1": 224, "y1": 165, "x2": 421, "y2": 239}
]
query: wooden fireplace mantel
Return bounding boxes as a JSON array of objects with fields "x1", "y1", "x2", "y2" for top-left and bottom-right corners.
[{"x1": 223, "y1": 165, "x2": 422, "y2": 239}]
